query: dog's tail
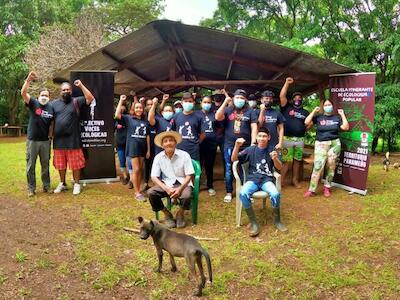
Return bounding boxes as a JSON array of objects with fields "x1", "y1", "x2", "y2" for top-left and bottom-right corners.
[{"x1": 201, "y1": 248, "x2": 213, "y2": 283}]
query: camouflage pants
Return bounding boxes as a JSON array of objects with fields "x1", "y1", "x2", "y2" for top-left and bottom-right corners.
[{"x1": 308, "y1": 139, "x2": 341, "y2": 192}]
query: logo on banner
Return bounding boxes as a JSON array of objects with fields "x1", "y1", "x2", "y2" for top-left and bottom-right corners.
[
  {"x1": 90, "y1": 99, "x2": 97, "y2": 120},
  {"x1": 360, "y1": 132, "x2": 369, "y2": 147}
]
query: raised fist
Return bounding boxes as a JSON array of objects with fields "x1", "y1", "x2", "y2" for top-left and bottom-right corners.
[
  {"x1": 337, "y1": 109, "x2": 344, "y2": 115},
  {"x1": 314, "y1": 106, "x2": 320, "y2": 113},
  {"x1": 152, "y1": 97, "x2": 159, "y2": 105},
  {"x1": 286, "y1": 77, "x2": 294, "y2": 84},
  {"x1": 120, "y1": 94, "x2": 127, "y2": 102},
  {"x1": 260, "y1": 103, "x2": 266, "y2": 110},
  {"x1": 270, "y1": 150, "x2": 278, "y2": 160},
  {"x1": 235, "y1": 138, "x2": 246, "y2": 146},
  {"x1": 27, "y1": 71, "x2": 37, "y2": 81},
  {"x1": 74, "y1": 79, "x2": 82, "y2": 87},
  {"x1": 130, "y1": 90, "x2": 136, "y2": 96},
  {"x1": 162, "y1": 94, "x2": 169, "y2": 101}
]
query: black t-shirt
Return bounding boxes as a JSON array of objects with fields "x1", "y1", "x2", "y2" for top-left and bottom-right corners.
[
  {"x1": 122, "y1": 114, "x2": 150, "y2": 157},
  {"x1": 260, "y1": 108, "x2": 286, "y2": 147},
  {"x1": 223, "y1": 107, "x2": 257, "y2": 149},
  {"x1": 154, "y1": 114, "x2": 176, "y2": 154},
  {"x1": 238, "y1": 145, "x2": 275, "y2": 184},
  {"x1": 26, "y1": 97, "x2": 54, "y2": 141},
  {"x1": 211, "y1": 103, "x2": 225, "y2": 140},
  {"x1": 115, "y1": 115, "x2": 128, "y2": 148},
  {"x1": 280, "y1": 103, "x2": 309, "y2": 137},
  {"x1": 198, "y1": 110, "x2": 217, "y2": 143},
  {"x1": 52, "y1": 96, "x2": 86, "y2": 149},
  {"x1": 312, "y1": 114, "x2": 342, "y2": 142},
  {"x1": 173, "y1": 111, "x2": 203, "y2": 161}
]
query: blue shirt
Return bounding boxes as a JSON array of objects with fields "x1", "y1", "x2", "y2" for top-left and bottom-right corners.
[
  {"x1": 280, "y1": 103, "x2": 309, "y2": 137},
  {"x1": 238, "y1": 145, "x2": 275, "y2": 184},
  {"x1": 223, "y1": 107, "x2": 257, "y2": 149},
  {"x1": 260, "y1": 108, "x2": 286, "y2": 147},
  {"x1": 198, "y1": 110, "x2": 217, "y2": 142},
  {"x1": 173, "y1": 111, "x2": 203, "y2": 161},
  {"x1": 122, "y1": 115, "x2": 150, "y2": 157}
]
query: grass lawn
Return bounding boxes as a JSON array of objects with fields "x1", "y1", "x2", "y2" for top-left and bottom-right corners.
[{"x1": 0, "y1": 138, "x2": 399, "y2": 299}]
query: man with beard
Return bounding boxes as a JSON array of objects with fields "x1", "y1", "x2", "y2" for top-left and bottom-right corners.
[
  {"x1": 52, "y1": 80, "x2": 95, "y2": 195},
  {"x1": 21, "y1": 71, "x2": 54, "y2": 197}
]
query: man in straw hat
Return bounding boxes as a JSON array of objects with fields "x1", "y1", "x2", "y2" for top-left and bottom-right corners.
[{"x1": 148, "y1": 131, "x2": 194, "y2": 229}]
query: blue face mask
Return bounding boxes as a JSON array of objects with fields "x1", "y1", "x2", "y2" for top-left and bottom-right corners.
[
  {"x1": 182, "y1": 102, "x2": 194, "y2": 112},
  {"x1": 175, "y1": 107, "x2": 182, "y2": 114},
  {"x1": 234, "y1": 98, "x2": 246, "y2": 109},
  {"x1": 162, "y1": 111, "x2": 174, "y2": 120},
  {"x1": 202, "y1": 103, "x2": 212, "y2": 111},
  {"x1": 324, "y1": 105, "x2": 333, "y2": 114}
]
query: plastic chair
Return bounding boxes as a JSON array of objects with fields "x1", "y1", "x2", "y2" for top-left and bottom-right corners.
[
  {"x1": 155, "y1": 159, "x2": 201, "y2": 224},
  {"x1": 232, "y1": 161, "x2": 281, "y2": 227}
]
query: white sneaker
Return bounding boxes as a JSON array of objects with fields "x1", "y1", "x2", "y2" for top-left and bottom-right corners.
[
  {"x1": 54, "y1": 183, "x2": 67, "y2": 194},
  {"x1": 73, "y1": 183, "x2": 81, "y2": 195},
  {"x1": 223, "y1": 193, "x2": 232, "y2": 203},
  {"x1": 208, "y1": 188, "x2": 216, "y2": 196}
]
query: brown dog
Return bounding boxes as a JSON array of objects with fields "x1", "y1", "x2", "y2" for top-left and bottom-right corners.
[{"x1": 138, "y1": 217, "x2": 212, "y2": 297}]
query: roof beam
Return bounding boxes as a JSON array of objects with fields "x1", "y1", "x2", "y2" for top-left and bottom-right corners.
[
  {"x1": 115, "y1": 79, "x2": 317, "y2": 88},
  {"x1": 226, "y1": 40, "x2": 239, "y2": 80},
  {"x1": 271, "y1": 53, "x2": 304, "y2": 80},
  {"x1": 178, "y1": 44, "x2": 322, "y2": 81},
  {"x1": 102, "y1": 49, "x2": 164, "y2": 94}
]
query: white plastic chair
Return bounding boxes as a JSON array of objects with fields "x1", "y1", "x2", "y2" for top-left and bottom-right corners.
[{"x1": 232, "y1": 161, "x2": 281, "y2": 227}]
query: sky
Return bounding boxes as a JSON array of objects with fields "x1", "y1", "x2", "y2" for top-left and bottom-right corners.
[{"x1": 161, "y1": 0, "x2": 218, "y2": 25}]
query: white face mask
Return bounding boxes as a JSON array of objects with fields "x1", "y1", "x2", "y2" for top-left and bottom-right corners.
[
  {"x1": 38, "y1": 96, "x2": 49, "y2": 106},
  {"x1": 248, "y1": 100, "x2": 257, "y2": 108}
]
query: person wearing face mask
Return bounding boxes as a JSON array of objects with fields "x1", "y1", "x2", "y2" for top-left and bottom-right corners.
[
  {"x1": 172, "y1": 92, "x2": 205, "y2": 162},
  {"x1": 304, "y1": 100, "x2": 349, "y2": 197},
  {"x1": 215, "y1": 89, "x2": 258, "y2": 203},
  {"x1": 198, "y1": 96, "x2": 218, "y2": 196},
  {"x1": 114, "y1": 102, "x2": 130, "y2": 186},
  {"x1": 279, "y1": 77, "x2": 310, "y2": 188},
  {"x1": 21, "y1": 71, "x2": 54, "y2": 197},
  {"x1": 211, "y1": 91, "x2": 228, "y2": 176},
  {"x1": 173, "y1": 100, "x2": 183, "y2": 115},
  {"x1": 247, "y1": 93, "x2": 259, "y2": 111},
  {"x1": 51, "y1": 80, "x2": 95, "y2": 195},
  {"x1": 148, "y1": 94, "x2": 176, "y2": 155},
  {"x1": 143, "y1": 97, "x2": 157, "y2": 191},
  {"x1": 258, "y1": 90, "x2": 286, "y2": 150}
]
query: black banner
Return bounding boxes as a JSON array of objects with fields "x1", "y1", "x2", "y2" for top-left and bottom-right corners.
[{"x1": 70, "y1": 71, "x2": 117, "y2": 181}]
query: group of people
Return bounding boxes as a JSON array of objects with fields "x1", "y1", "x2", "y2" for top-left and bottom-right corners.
[{"x1": 23, "y1": 70, "x2": 349, "y2": 236}]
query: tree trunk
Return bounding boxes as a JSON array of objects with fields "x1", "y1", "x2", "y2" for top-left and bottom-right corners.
[
  {"x1": 387, "y1": 131, "x2": 393, "y2": 152},
  {"x1": 372, "y1": 135, "x2": 379, "y2": 155},
  {"x1": 7, "y1": 92, "x2": 18, "y2": 125}
]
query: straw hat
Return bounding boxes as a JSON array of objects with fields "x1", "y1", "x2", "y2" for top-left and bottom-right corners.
[{"x1": 154, "y1": 131, "x2": 182, "y2": 148}]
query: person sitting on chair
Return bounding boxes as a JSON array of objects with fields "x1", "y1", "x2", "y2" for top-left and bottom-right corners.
[
  {"x1": 148, "y1": 131, "x2": 194, "y2": 229},
  {"x1": 231, "y1": 128, "x2": 287, "y2": 237}
]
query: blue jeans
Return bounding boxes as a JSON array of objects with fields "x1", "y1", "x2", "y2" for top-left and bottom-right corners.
[
  {"x1": 116, "y1": 146, "x2": 126, "y2": 172},
  {"x1": 223, "y1": 147, "x2": 234, "y2": 193},
  {"x1": 239, "y1": 180, "x2": 280, "y2": 209}
]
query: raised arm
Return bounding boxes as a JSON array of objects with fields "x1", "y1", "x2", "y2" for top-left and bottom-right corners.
[
  {"x1": 258, "y1": 104, "x2": 266, "y2": 126},
  {"x1": 21, "y1": 71, "x2": 37, "y2": 104},
  {"x1": 159, "y1": 93, "x2": 169, "y2": 112},
  {"x1": 279, "y1": 77, "x2": 294, "y2": 107},
  {"x1": 115, "y1": 95, "x2": 127, "y2": 120},
  {"x1": 270, "y1": 150, "x2": 282, "y2": 171},
  {"x1": 74, "y1": 80, "x2": 94, "y2": 104},
  {"x1": 304, "y1": 107, "x2": 320, "y2": 127},
  {"x1": 215, "y1": 96, "x2": 231, "y2": 121},
  {"x1": 231, "y1": 138, "x2": 245, "y2": 162},
  {"x1": 277, "y1": 123, "x2": 284, "y2": 150},
  {"x1": 148, "y1": 97, "x2": 158, "y2": 126},
  {"x1": 338, "y1": 109, "x2": 349, "y2": 131}
]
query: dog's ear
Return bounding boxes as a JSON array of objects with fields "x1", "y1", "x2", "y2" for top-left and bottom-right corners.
[
  {"x1": 150, "y1": 220, "x2": 155, "y2": 228},
  {"x1": 138, "y1": 216, "x2": 144, "y2": 224}
]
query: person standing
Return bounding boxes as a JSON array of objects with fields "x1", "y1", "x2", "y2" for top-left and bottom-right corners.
[
  {"x1": 199, "y1": 96, "x2": 218, "y2": 196},
  {"x1": 21, "y1": 71, "x2": 54, "y2": 197},
  {"x1": 114, "y1": 102, "x2": 130, "y2": 185},
  {"x1": 52, "y1": 80, "x2": 95, "y2": 195},
  {"x1": 115, "y1": 96, "x2": 150, "y2": 201},
  {"x1": 304, "y1": 100, "x2": 349, "y2": 197},
  {"x1": 279, "y1": 77, "x2": 310, "y2": 188},
  {"x1": 215, "y1": 89, "x2": 258, "y2": 203}
]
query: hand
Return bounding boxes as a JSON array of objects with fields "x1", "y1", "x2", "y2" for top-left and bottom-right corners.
[
  {"x1": 270, "y1": 150, "x2": 278, "y2": 160},
  {"x1": 170, "y1": 187, "x2": 182, "y2": 199},
  {"x1": 285, "y1": 77, "x2": 294, "y2": 84},
  {"x1": 338, "y1": 109, "x2": 344, "y2": 115},
  {"x1": 162, "y1": 94, "x2": 169, "y2": 101},
  {"x1": 275, "y1": 143, "x2": 283, "y2": 151},
  {"x1": 235, "y1": 138, "x2": 246, "y2": 146},
  {"x1": 224, "y1": 97, "x2": 232, "y2": 105},
  {"x1": 260, "y1": 103, "x2": 266, "y2": 110},
  {"x1": 166, "y1": 187, "x2": 175, "y2": 196},
  {"x1": 146, "y1": 151, "x2": 151, "y2": 159},
  {"x1": 152, "y1": 97, "x2": 159, "y2": 105},
  {"x1": 26, "y1": 71, "x2": 37, "y2": 82},
  {"x1": 192, "y1": 92, "x2": 197, "y2": 99},
  {"x1": 74, "y1": 79, "x2": 82, "y2": 87},
  {"x1": 120, "y1": 94, "x2": 127, "y2": 102},
  {"x1": 314, "y1": 106, "x2": 320, "y2": 113},
  {"x1": 130, "y1": 90, "x2": 136, "y2": 96}
]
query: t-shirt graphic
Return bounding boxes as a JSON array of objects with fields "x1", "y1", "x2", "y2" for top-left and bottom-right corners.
[
  {"x1": 179, "y1": 121, "x2": 194, "y2": 139},
  {"x1": 132, "y1": 123, "x2": 147, "y2": 138},
  {"x1": 255, "y1": 158, "x2": 273, "y2": 177}
]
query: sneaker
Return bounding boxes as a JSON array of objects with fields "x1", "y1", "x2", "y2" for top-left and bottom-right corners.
[
  {"x1": 323, "y1": 187, "x2": 331, "y2": 197},
  {"x1": 208, "y1": 188, "x2": 216, "y2": 196},
  {"x1": 43, "y1": 187, "x2": 53, "y2": 193},
  {"x1": 135, "y1": 193, "x2": 146, "y2": 202},
  {"x1": 303, "y1": 190, "x2": 316, "y2": 198},
  {"x1": 73, "y1": 183, "x2": 81, "y2": 195},
  {"x1": 54, "y1": 183, "x2": 67, "y2": 194},
  {"x1": 28, "y1": 190, "x2": 35, "y2": 197},
  {"x1": 128, "y1": 181, "x2": 133, "y2": 189},
  {"x1": 223, "y1": 193, "x2": 232, "y2": 203}
]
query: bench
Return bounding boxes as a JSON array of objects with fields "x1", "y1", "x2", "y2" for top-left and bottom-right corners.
[{"x1": 0, "y1": 125, "x2": 23, "y2": 137}]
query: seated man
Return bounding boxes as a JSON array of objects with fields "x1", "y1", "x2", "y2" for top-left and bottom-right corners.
[
  {"x1": 231, "y1": 128, "x2": 287, "y2": 237},
  {"x1": 148, "y1": 131, "x2": 194, "y2": 229}
]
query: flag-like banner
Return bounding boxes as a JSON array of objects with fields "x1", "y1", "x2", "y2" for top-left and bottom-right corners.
[
  {"x1": 70, "y1": 71, "x2": 117, "y2": 183},
  {"x1": 330, "y1": 72, "x2": 375, "y2": 195}
]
